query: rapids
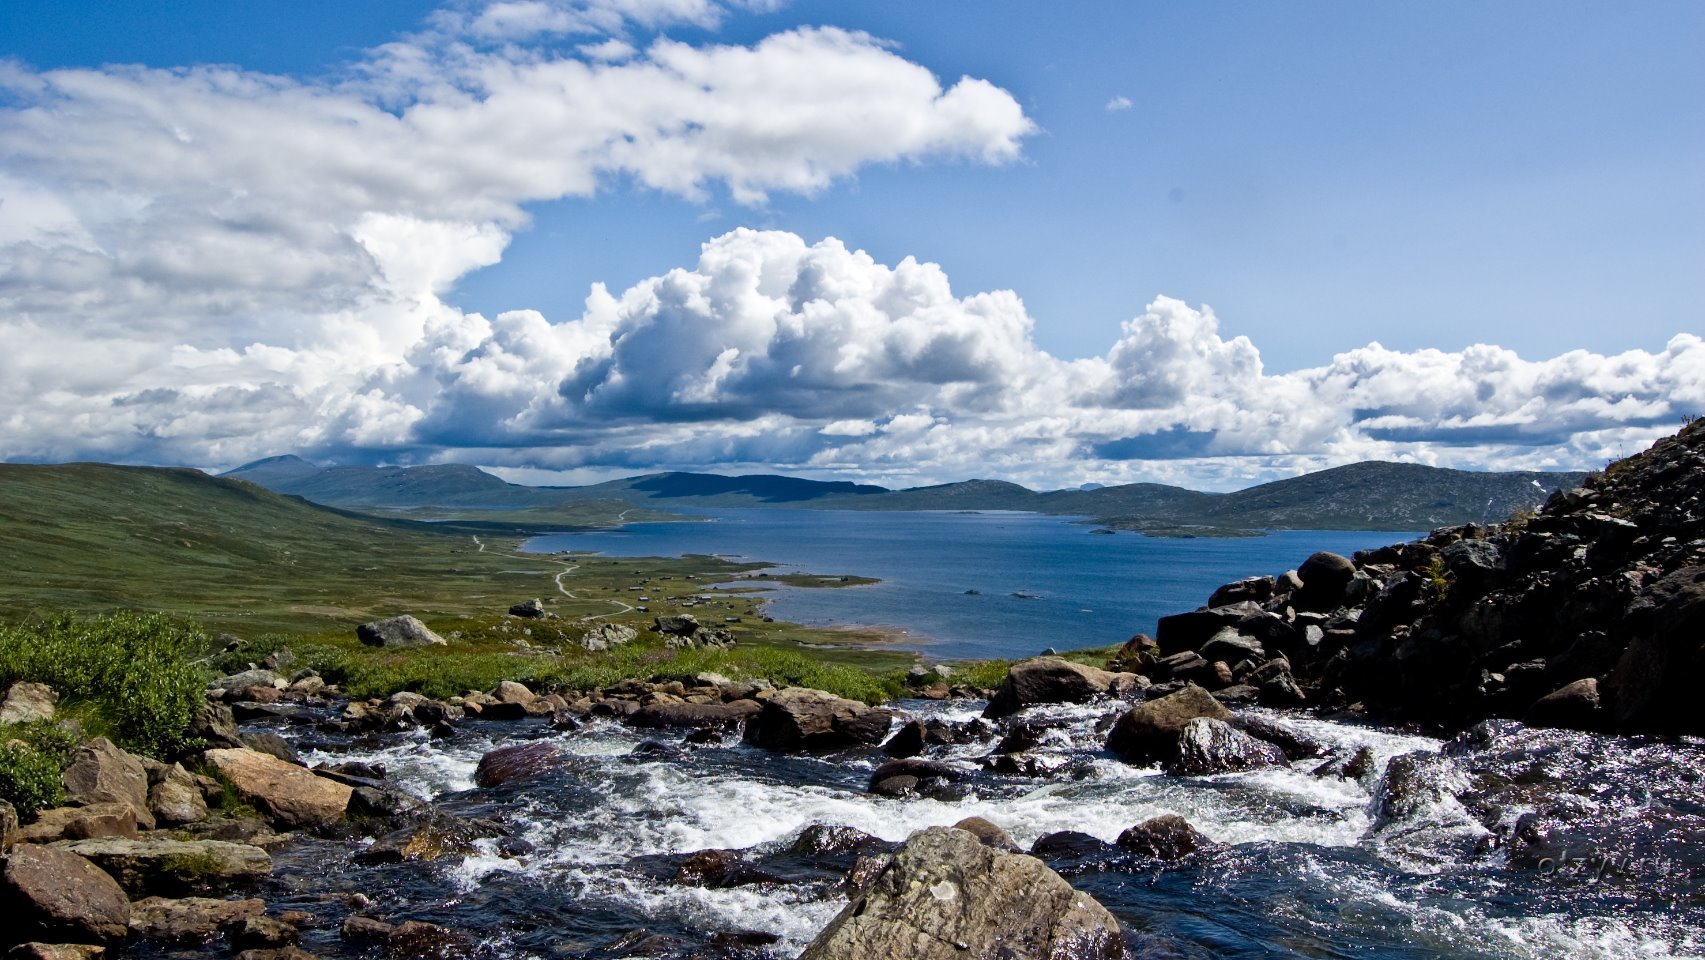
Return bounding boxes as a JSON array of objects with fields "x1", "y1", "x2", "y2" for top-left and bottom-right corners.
[{"x1": 188, "y1": 698, "x2": 1705, "y2": 959}]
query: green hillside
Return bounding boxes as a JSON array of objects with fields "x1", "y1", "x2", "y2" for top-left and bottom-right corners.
[{"x1": 0, "y1": 463, "x2": 577, "y2": 632}]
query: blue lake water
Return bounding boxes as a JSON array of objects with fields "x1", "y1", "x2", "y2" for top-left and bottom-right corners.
[{"x1": 524, "y1": 509, "x2": 1418, "y2": 660}]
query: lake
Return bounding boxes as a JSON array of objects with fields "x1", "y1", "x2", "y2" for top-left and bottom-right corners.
[{"x1": 523, "y1": 509, "x2": 1417, "y2": 660}]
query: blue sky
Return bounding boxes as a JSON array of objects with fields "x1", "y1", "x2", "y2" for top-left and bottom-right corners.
[{"x1": 1, "y1": 1, "x2": 1700, "y2": 488}]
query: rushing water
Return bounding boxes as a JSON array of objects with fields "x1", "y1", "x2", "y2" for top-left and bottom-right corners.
[
  {"x1": 220, "y1": 699, "x2": 1705, "y2": 960},
  {"x1": 523, "y1": 509, "x2": 1418, "y2": 659}
]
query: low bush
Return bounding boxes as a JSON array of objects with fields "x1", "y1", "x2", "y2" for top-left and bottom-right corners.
[
  {"x1": 0, "y1": 719, "x2": 79, "y2": 817},
  {"x1": 0, "y1": 612, "x2": 209, "y2": 757}
]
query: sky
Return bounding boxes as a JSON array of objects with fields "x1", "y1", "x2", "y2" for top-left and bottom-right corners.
[{"x1": 1, "y1": 0, "x2": 1700, "y2": 490}]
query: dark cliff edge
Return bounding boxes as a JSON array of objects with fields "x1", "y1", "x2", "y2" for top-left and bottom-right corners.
[{"x1": 1121, "y1": 419, "x2": 1705, "y2": 736}]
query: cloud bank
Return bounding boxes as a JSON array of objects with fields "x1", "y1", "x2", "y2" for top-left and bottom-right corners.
[{"x1": 0, "y1": 2, "x2": 1696, "y2": 489}]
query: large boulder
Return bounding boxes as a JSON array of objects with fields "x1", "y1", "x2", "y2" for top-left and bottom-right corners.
[
  {"x1": 355, "y1": 615, "x2": 446, "y2": 648},
  {"x1": 743, "y1": 688, "x2": 894, "y2": 752},
  {"x1": 128, "y1": 896, "x2": 266, "y2": 940},
  {"x1": 147, "y1": 765, "x2": 210, "y2": 827},
  {"x1": 1115, "y1": 814, "x2": 1214, "y2": 861},
  {"x1": 798, "y1": 826, "x2": 1123, "y2": 960},
  {"x1": 653, "y1": 615, "x2": 701, "y2": 637},
  {"x1": 14, "y1": 804, "x2": 143, "y2": 844},
  {"x1": 203, "y1": 748, "x2": 352, "y2": 829},
  {"x1": 507, "y1": 599, "x2": 546, "y2": 619},
  {"x1": 61, "y1": 740, "x2": 153, "y2": 830},
  {"x1": 1165, "y1": 718, "x2": 1288, "y2": 776},
  {"x1": 981, "y1": 657, "x2": 1144, "y2": 719},
  {"x1": 1295, "y1": 551, "x2": 1356, "y2": 611},
  {"x1": 0, "y1": 845, "x2": 131, "y2": 943},
  {"x1": 579, "y1": 623, "x2": 637, "y2": 651},
  {"x1": 473, "y1": 741, "x2": 562, "y2": 788},
  {"x1": 631, "y1": 701, "x2": 761, "y2": 729},
  {"x1": 1105, "y1": 684, "x2": 1230, "y2": 766},
  {"x1": 55, "y1": 838, "x2": 271, "y2": 898},
  {"x1": 1524, "y1": 677, "x2": 1603, "y2": 730},
  {"x1": 0, "y1": 682, "x2": 59, "y2": 726},
  {"x1": 1155, "y1": 601, "x2": 1265, "y2": 655},
  {"x1": 1605, "y1": 566, "x2": 1705, "y2": 732}
]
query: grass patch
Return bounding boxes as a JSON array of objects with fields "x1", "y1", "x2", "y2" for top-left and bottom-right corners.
[{"x1": 0, "y1": 612, "x2": 209, "y2": 757}]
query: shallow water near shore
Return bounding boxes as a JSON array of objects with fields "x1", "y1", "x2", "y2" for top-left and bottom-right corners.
[
  {"x1": 524, "y1": 509, "x2": 1419, "y2": 659},
  {"x1": 194, "y1": 699, "x2": 1705, "y2": 960}
]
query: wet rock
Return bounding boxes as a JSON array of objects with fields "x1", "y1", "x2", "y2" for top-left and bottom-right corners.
[
  {"x1": 1524, "y1": 677, "x2": 1603, "y2": 730},
  {"x1": 1606, "y1": 566, "x2": 1705, "y2": 733},
  {"x1": 0, "y1": 682, "x2": 58, "y2": 725},
  {"x1": 951, "y1": 817, "x2": 1019, "y2": 852},
  {"x1": 387, "y1": 920, "x2": 474, "y2": 959},
  {"x1": 239, "y1": 732, "x2": 303, "y2": 767},
  {"x1": 508, "y1": 599, "x2": 546, "y2": 619},
  {"x1": 1116, "y1": 815, "x2": 1212, "y2": 861},
  {"x1": 868, "y1": 758, "x2": 968, "y2": 799},
  {"x1": 7, "y1": 945, "x2": 107, "y2": 960},
  {"x1": 62, "y1": 739, "x2": 154, "y2": 829},
  {"x1": 203, "y1": 748, "x2": 353, "y2": 829},
  {"x1": 1028, "y1": 831, "x2": 1111, "y2": 862},
  {"x1": 128, "y1": 895, "x2": 265, "y2": 940},
  {"x1": 788, "y1": 824, "x2": 886, "y2": 857},
  {"x1": 473, "y1": 740, "x2": 562, "y2": 788},
  {"x1": 355, "y1": 615, "x2": 446, "y2": 648},
  {"x1": 1230, "y1": 716, "x2": 1328, "y2": 761},
  {"x1": 0, "y1": 844, "x2": 131, "y2": 943},
  {"x1": 1371, "y1": 752, "x2": 1470, "y2": 829},
  {"x1": 356, "y1": 814, "x2": 500, "y2": 864},
  {"x1": 341, "y1": 916, "x2": 394, "y2": 942},
  {"x1": 880, "y1": 720, "x2": 928, "y2": 758},
  {"x1": 798, "y1": 826, "x2": 1124, "y2": 960},
  {"x1": 981, "y1": 657, "x2": 1145, "y2": 719},
  {"x1": 55, "y1": 837, "x2": 271, "y2": 897},
  {"x1": 1105, "y1": 684, "x2": 1231, "y2": 766},
  {"x1": 233, "y1": 948, "x2": 317, "y2": 960},
  {"x1": 743, "y1": 687, "x2": 895, "y2": 752},
  {"x1": 230, "y1": 916, "x2": 298, "y2": 950},
  {"x1": 673, "y1": 849, "x2": 783, "y2": 888},
  {"x1": 844, "y1": 854, "x2": 892, "y2": 896},
  {"x1": 579, "y1": 623, "x2": 637, "y2": 651},
  {"x1": 631, "y1": 700, "x2": 760, "y2": 729},
  {"x1": 1166, "y1": 718, "x2": 1288, "y2": 776}
]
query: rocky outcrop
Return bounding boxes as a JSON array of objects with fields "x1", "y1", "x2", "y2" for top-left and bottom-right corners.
[
  {"x1": 798, "y1": 826, "x2": 1124, "y2": 960},
  {"x1": 1104, "y1": 685, "x2": 1230, "y2": 766},
  {"x1": 981, "y1": 657, "x2": 1145, "y2": 719},
  {"x1": 579, "y1": 623, "x2": 636, "y2": 651},
  {"x1": 355, "y1": 615, "x2": 446, "y2": 648},
  {"x1": 203, "y1": 748, "x2": 352, "y2": 829},
  {"x1": 0, "y1": 682, "x2": 58, "y2": 726},
  {"x1": 0, "y1": 845, "x2": 131, "y2": 944},
  {"x1": 1131, "y1": 421, "x2": 1705, "y2": 736},
  {"x1": 743, "y1": 688, "x2": 894, "y2": 752},
  {"x1": 54, "y1": 838, "x2": 271, "y2": 897}
]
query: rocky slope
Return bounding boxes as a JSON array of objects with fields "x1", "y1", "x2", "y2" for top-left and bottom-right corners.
[{"x1": 1126, "y1": 419, "x2": 1705, "y2": 734}]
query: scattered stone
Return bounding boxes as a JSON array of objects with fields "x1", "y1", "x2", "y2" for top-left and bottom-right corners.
[
  {"x1": 204, "y1": 748, "x2": 353, "y2": 829},
  {"x1": 355, "y1": 615, "x2": 447, "y2": 648},
  {"x1": 1165, "y1": 717, "x2": 1288, "y2": 776},
  {"x1": 1115, "y1": 814, "x2": 1213, "y2": 861},
  {"x1": 54, "y1": 837, "x2": 272, "y2": 897},
  {"x1": 981, "y1": 657, "x2": 1144, "y2": 719},
  {"x1": 61, "y1": 739, "x2": 154, "y2": 829},
  {"x1": 341, "y1": 916, "x2": 395, "y2": 942},
  {"x1": 387, "y1": 920, "x2": 473, "y2": 959},
  {"x1": 798, "y1": 826, "x2": 1124, "y2": 960},
  {"x1": 473, "y1": 741, "x2": 562, "y2": 788},
  {"x1": 868, "y1": 758, "x2": 968, "y2": 798},
  {"x1": 0, "y1": 844, "x2": 131, "y2": 943},
  {"x1": 743, "y1": 687, "x2": 895, "y2": 752},
  {"x1": 356, "y1": 814, "x2": 499, "y2": 865},
  {"x1": 579, "y1": 623, "x2": 637, "y2": 651},
  {"x1": 0, "y1": 682, "x2": 58, "y2": 725},
  {"x1": 631, "y1": 700, "x2": 760, "y2": 729},
  {"x1": 128, "y1": 895, "x2": 265, "y2": 940},
  {"x1": 673, "y1": 849, "x2": 782, "y2": 888},
  {"x1": 1104, "y1": 684, "x2": 1231, "y2": 766}
]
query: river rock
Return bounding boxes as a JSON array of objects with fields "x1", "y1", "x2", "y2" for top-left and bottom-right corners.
[
  {"x1": 788, "y1": 824, "x2": 887, "y2": 856},
  {"x1": 0, "y1": 844, "x2": 131, "y2": 943},
  {"x1": 631, "y1": 700, "x2": 761, "y2": 729},
  {"x1": 340, "y1": 916, "x2": 394, "y2": 942},
  {"x1": 61, "y1": 739, "x2": 154, "y2": 830},
  {"x1": 187, "y1": 702, "x2": 244, "y2": 750},
  {"x1": 203, "y1": 748, "x2": 353, "y2": 829},
  {"x1": 214, "y1": 670, "x2": 284, "y2": 700},
  {"x1": 355, "y1": 615, "x2": 446, "y2": 648},
  {"x1": 55, "y1": 837, "x2": 272, "y2": 897},
  {"x1": 8, "y1": 945, "x2": 108, "y2": 960},
  {"x1": 868, "y1": 758, "x2": 969, "y2": 799},
  {"x1": 15, "y1": 804, "x2": 142, "y2": 844},
  {"x1": 473, "y1": 741, "x2": 562, "y2": 788},
  {"x1": 239, "y1": 733, "x2": 303, "y2": 767},
  {"x1": 356, "y1": 814, "x2": 499, "y2": 864},
  {"x1": 579, "y1": 622, "x2": 637, "y2": 651},
  {"x1": 1105, "y1": 684, "x2": 1231, "y2": 766},
  {"x1": 1165, "y1": 717, "x2": 1288, "y2": 776},
  {"x1": 148, "y1": 765, "x2": 210, "y2": 827},
  {"x1": 797, "y1": 825, "x2": 1124, "y2": 960},
  {"x1": 743, "y1": 688, "x2": 894, "y2": 752},
  {"x1": 387, "y1": 921, "x2": 473, "y2": 960},
  {"x1": 1115, "y1": 814, "x2": 1212, "y2": 860},
  {"x1": 128, "y1": 895, "x2": 266, "y2": 940},
  {"x1": 0, "y1": 682, "x2": 58, "y2": 725},
  {"x1": 1524, "y1": 677, "x2": 1603, "y2": 730},
  {"x1": 1370, "y1": 752, "x2": 1470, "y2": 830},
  {"x1": 951, "y1": 817, "x2": 1020, "y2": 852},
  {"x1": 981, "y1": 657, "x2": 1144, "y2": 719},
  {"x1": 1198, "y1": 629, "x2": 1265, "y2": 667},
  {"x1": 229, "y1": 915, "x2": 297, "y2": 950},
  {"x1": 1028, "y1": 831, "x2": 1112, "y2": 862}
]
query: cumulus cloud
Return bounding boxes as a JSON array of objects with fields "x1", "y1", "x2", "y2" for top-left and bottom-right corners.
[
  {"x1": 1105, "y1": 95, "x2": 1133, "y2": 112},
  {"x1": 0, "y1": 2, "x2": 1695, "y2": 489}
]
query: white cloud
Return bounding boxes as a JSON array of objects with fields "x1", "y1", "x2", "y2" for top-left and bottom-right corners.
[{"x1": 1105, "y1": 95, "x2": 1132, "y2": 112}]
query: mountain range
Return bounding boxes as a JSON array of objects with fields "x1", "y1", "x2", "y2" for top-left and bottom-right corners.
[{"x1": 223, "y1": 455, "x2": 1588, "y2": 533}]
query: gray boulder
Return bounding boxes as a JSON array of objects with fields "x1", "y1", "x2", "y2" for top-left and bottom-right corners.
[
  {"x1": 653, "y1": 615, "x2": 701, "y2": 637},
  {"x1": 982, "y1": 657, "x2": 1145, "y2": 719},
  {"x1": 473, "y1": 741, "x2": 562, "y2": 788},
  {"x1": 743, "y1": 687, "x2": 894, "y2": 752},
  {"x1": 798, "y1": 826, "x2": 1123, "y2": 960},
  {"x1": 147, "y1": 765, "x2": 209, "y2": 827},
  {"x1": 356, "y1": 615, "x2": 446, "y2": 648},
  {"x1": 0, "y1": 844, "x2": 131, "y2": 943},
  {"x1": 1165, "y1": 718, "x2": 1288, "y2": 776},
  {"x1": 62, "y1": 739, "x2": 154, "y2": 830},
  {"x1": 1104, "y1": 684, "x2": 1230, "y2": 766},
  {"x1": 0, "y1": 682, "x2": 58, "y2": 726},
  {"x1": 508, "y1": 599, "x2": 546, "y2": 619},
  {"x1": 579, "y1": 623, "x2": 636, "y2": 651}
]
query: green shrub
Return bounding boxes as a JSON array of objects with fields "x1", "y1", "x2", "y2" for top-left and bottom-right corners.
[
  {"x1": 0, "y1": 720, "x2": 78, "y2": 817},
  {"x1": 0, "y1": 612, "x2": 209, "y2": 757}
]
